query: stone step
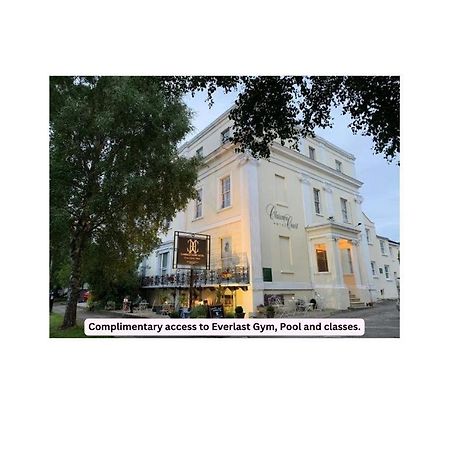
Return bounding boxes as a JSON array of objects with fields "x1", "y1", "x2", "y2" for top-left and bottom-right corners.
[{"x1": 348, "y1": 301, "x2": 367, "y2": 309}]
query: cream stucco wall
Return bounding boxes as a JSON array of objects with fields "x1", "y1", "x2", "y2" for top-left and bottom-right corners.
[{"x1": 142, "y1": 110, "x2": 399, "y2": 312}]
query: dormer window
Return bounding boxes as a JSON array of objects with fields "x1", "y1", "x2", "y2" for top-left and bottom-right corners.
[
  {"x1": 309, "y1": 146, "x2": 316, "y2": 160},
  {"x1": 335, "y1": 160, "x2": 342, "y2": 172},
  {"x1": 196, "y1": 147, "x2": 203, "y2": 158}
]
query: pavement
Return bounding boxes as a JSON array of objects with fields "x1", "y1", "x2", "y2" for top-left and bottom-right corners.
[{"x1": 52, "y1": 298, "x2": 399, "y2": 338}]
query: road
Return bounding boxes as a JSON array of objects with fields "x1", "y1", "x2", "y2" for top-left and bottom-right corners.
[{"x1": 330, "y1": 299, "x2": 400, "y2": 338}]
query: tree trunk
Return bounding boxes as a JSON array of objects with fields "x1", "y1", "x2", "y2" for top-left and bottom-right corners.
[{"x1": 61, "y1": 237, "x2": 83, "y2": 329}]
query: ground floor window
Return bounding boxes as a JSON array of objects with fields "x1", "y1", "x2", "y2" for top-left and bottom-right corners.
[
  {"x1": 315, "y1": 244, "x2": 329, "y2": 272},
  {"x1": 371, "y1": 261, "x2": 376, "y2": 276}
]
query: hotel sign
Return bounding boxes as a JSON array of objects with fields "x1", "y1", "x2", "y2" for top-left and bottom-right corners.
[
  {"x1": 173, "y1": 231, "x2": 210, "y2": 269},
  {"x1": 266, "y1": 204, "x2": 299, "y2": 230}
]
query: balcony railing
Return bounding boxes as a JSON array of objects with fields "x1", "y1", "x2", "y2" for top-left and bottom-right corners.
[{"x1": 141, "y1": 266, "x2": 249, "y2": 288}]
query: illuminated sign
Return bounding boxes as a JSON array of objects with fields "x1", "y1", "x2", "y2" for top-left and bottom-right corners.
[{"x1": 174, "y1": 231, "x2": 210, "y2": 269}]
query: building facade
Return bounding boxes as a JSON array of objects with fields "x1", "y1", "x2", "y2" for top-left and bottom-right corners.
[{"x1": 139, "y1": 109, "x2": 399, "y2": 314}]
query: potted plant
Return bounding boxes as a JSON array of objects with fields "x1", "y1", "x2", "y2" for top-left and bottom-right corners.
[
  {"x1": 256, "y1": 304, "x2": 266, "y2": 316},
  {"x1": 215, "y1": 285, "x2": 225, "y2": 304},
  {"x1": 235, "y1": 305, "x2": 245, "y2": 318},
  {"x1": 266, "y1": 305, "x2": 275, "y2": 318}
]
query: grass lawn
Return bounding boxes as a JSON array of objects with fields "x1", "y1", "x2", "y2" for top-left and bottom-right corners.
[{"x1": 50, "y1": 312, "x2": 87, "y2": 338}]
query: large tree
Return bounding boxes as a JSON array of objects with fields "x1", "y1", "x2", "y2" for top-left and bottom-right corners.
[
  {"x1": 50, "y1": 76, "x2": 199, "y2": 328},
  {"x1": 164, "y1": 76, "x2": 400, "y2": 163}
]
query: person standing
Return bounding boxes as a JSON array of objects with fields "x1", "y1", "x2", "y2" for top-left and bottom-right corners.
[{"x1": 49, "y1": 291, "x2": 54, "y2": 313}]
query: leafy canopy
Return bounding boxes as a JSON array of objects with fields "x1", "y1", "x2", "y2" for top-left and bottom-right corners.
[
  {"x1": 50, "y1": 76, "x2": 200, "y2": 298},
  {"x1": 163, "y1": 76, "x2": 400, "y2": 163}
]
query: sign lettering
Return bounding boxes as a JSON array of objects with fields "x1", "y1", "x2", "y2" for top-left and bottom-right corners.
[{"x1": 265, "y1": 204, "x2": 299, "y2": 230}]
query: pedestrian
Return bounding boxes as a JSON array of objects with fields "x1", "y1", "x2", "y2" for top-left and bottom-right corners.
[
  {"x1": 123, "y1": 296, "x2": 129, "y2": 312},
  {"x1": 49, "y1": 291, "x2": 54, "y2": 313}
]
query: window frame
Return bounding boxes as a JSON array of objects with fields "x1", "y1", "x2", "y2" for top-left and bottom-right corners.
[
  {"x1": 309, "y1": 146, "x2": 316, "y2": 160},
  {"x1": 335, "y1": 159, "x2": 342, "y2": 172},
  {"x1": 221, "y1": 127, "x2": 232, "y2": 144},
  {"x1": 160, "y1": 251, "x2": 169, "y2": 276},
  {"x1": 315, "y1": 244, "x2": 329, "y2": 273},
  {"x1": 313, "y1": 188, "x2": 322, "y2": 215},
  {"x1": 340, "y1": 197, "x2": 349, "y2": 223},
  {"x1": 194, "y1": 187, "x2": 203, "y2": 220},
  {"x1": 218, "y1": 174, "x2": 232, "y2": 210}
]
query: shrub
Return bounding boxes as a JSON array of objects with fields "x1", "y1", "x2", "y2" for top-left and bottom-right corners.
[
  {"x1": 266, "y1": 305, "x2": 275, "y2": 318},
  {"x1": 169, "y1": 311, "x2": 180, "y2": 318},
  {"x1": 105, "y1": 300, "x2": 116, "y2": 310},
  {"x1": 235, "y1": 306, "x2": 244, "y2": 314},
  {"x1": 87, "y1": 297, "x2": 95, "y2": 311},
  {"x1": 190, "y1": 305, "x2": 208, "y2": 318}
]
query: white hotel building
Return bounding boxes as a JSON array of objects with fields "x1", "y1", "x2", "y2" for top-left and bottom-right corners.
[{"x1": 140, "y1": 109, "x2": 399, "y2": 314}]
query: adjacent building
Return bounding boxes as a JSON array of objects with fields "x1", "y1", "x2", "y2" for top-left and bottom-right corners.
[{"x1": 139, "y1": 109, "x2": 399, "y2": 314}]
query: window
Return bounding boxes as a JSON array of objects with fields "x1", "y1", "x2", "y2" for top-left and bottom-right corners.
[
  {"x1": 220, "y1": 175, "x2": 231, "y2": 209},
  {"x1": 315, "y1": 244, "x2": 329, "y2": 272},
  {"x1": 160, "y1": 252, "x2": 169, "y2": 276},
  {"x1": 194, "y1": 188, "x2": 203, "y2": 219},
  {"x1": 371, "y1": 261, "x2": 377, "y2": 276},
  {"x1": 263, "y1": 267, "x2": 273, "y2": 282},
  {"x1": 379, "y1": 267, "x2": 383, "y2": 274},
  {"x1": 384, "y1": 265, "x2": 390, "y2": 279},
  {"x1": 380, "y1": 240, "x2": 387, "y2": 255},
  {"x1": 309, "y1": 146, "x2": 316, "y2": 160},
  {"x1": 335, "y1": 160, "x2": 342, "y2": 172},
  {"x1": 389, "y1": 246, "x2": 394, "y2": 257},
  {"x1": 279, "y1": 236, "x2": 293, "y2": 272},
  {"x1": 275, "y1": 174, "x2": 287, "y2": 204},
  {"x1": 366, "y1": 228, "x2": 372, "y2": 244},
  {"x1": 340, "y1": 198, "x2": 349, "y2": 222},
  {"x1": 313, "y1": 188, "x2": 321, "y2": 214},
  {"x1": 221, "y1": 127, "x2": 231, "y2": 144},
  {"x1": 196, "y1": 147, "x2": 203, "y2": 158}
]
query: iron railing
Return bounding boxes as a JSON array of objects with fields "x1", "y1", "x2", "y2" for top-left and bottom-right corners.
[{"x1": 141, "y1": 266, "x2": 249, "y2": 288}]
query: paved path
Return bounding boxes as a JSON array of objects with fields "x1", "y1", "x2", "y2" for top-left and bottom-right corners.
[{"x1": 53, "y1": 299, "x2": 399, "y2": 338}]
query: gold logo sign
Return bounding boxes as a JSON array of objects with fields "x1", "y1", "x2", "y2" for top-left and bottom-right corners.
[{"x1": 187, "y1": 239, "x2": 199, "y2": 255}]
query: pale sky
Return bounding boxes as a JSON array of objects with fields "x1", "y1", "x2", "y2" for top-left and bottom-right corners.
[{"x1": 183, "y1": 89, "x2": 400, "y2": 242}]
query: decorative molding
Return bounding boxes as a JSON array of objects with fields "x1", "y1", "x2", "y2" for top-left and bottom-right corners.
[
  {"x1": 298, "y1": 173, "x2": 311, "y2": 185},
  {"x1": 354, "y1": 195, "x2": 364, "y2": 204}
]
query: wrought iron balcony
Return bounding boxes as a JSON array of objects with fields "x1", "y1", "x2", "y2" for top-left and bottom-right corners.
[{"x1": 141, "y1": 265, "x2": 249, "y2": 288}]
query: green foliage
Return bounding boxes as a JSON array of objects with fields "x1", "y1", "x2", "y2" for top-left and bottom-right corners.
[
  {"x1": 190, "y1": 305, "x2": 208, "y2": 318},
  {"x1": 169, "y1": 311, "x2": 180, "y2": 318},
  {"x1": 215, "y1": 285, "x2": 225, "y2": 304},
  {"x1": 50, "y1": 76, "x2": 200, "y2": 326},
  {"x1": 163, "y1": 76, "x2": 400, "y2": 163},
  {"x1": 266, "y1": 305, "x2": 275, "y2": 318},
  {"x1": 105, "y1": 300, "x2": 116, "y2": 310},
  {"x1": 49, "y1": 313, "x2": 86, "y2": 338}
]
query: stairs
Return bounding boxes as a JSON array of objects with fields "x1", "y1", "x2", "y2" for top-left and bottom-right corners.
[{"x1": 348, "y1": 292, "x2": 367, "y2": 309}]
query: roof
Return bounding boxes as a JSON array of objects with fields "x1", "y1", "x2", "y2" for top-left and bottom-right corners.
[{"x1": 177, "y1": 105, "x2": 356, "y2": 161}]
